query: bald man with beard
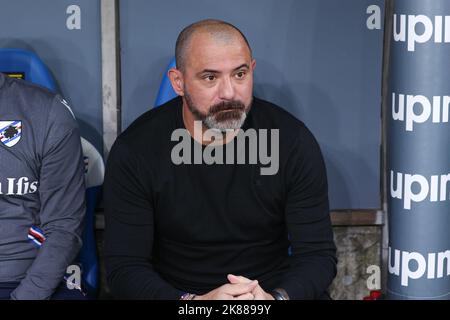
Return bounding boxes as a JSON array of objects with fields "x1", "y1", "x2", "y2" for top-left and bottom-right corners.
[{"x1": 104, "y1": 19, "x2": 337, "y2": 300}]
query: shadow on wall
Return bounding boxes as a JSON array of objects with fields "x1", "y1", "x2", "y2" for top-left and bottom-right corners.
[
  {"x1": 122, "y1": 50, "x2": 173, "y2": 128},
  {"x1": 254, "y1": 58, "x2": 355, "y2": 209},
  {"x1": 256, "y1": 74, "x2": 378, "y2": 209},
  {"x1": 322, "y1": 146, "x2": 379, "y2": 209},
  {"x1": 252, "y1": 0, "x2": 381, "y2": 209},
  {"x1": 0, "y1": 38, "x2": 103, "y2": 154},
  {"x1": 308, "y1": 0, "x2": 381, "y2": 209}
]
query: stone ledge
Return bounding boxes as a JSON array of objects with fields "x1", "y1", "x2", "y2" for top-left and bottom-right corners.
[
  {"x1": 95, "y1": 209, "x2": 385, "y2": 229},
  {"x1": 331, "y1": 210, "x2": 384, "y2": 226}
]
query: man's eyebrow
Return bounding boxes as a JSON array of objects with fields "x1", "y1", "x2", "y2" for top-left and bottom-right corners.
[
  {"x1": 199, "y1": 69, "x2": 221, "y2": 74},
  {"x1": 198, "y1": 64, "x2": 250, "y2": 75},
  {"x1": 234, "y1": 64, "x2": 250, "y2": 71}
]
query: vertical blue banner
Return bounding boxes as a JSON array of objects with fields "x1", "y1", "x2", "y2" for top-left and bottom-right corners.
[{"x1": 387, "y1": 0, "x2": 450, "y2": 299}]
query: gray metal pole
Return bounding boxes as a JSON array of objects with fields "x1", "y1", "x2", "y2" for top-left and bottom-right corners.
[
  {"x1": 387, "y1": 0, "x2": 450, "y2": 299},
  {"x1": 381, "y1": 0, "x2": 394, "y2": 297},
  {"x1": 101, "y1": 0, "x2": 121, "y2": 160}
]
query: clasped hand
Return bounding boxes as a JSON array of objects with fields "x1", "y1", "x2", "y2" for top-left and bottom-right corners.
[{"x1": 194, "y1": 274, "x2": 274, "y2": 300}]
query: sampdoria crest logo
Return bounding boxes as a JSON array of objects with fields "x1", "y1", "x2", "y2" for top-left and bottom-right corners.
[{"x1": 0, "y1": 120, "x2": 22, "y2": 147}]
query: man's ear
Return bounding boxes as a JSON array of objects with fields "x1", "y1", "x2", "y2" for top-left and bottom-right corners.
[
  {"x1": 251, "y1": 59, "x2": 256, "y2": 71},
  {"x1": 168, "y1": 68, "x2": 185, "y2": 96}
]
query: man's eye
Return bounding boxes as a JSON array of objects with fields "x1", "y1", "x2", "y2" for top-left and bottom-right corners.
[
  {"x1": 204, "y1": 75, "x2": 216, "y2": 81},
  {"x1": 235, "y1": 71, "x2": 246, "y2": 79}
]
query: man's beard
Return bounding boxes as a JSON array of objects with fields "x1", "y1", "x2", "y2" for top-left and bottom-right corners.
[{"x1": 184, "y1": 91, "x2": 251, "y2": 132}]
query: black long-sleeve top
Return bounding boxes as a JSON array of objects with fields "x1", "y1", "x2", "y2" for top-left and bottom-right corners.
[{"x1": 104, "y1": 96, "x2": 337, "y2": 299}]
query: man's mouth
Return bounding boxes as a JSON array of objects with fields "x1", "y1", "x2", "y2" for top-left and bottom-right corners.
[
  {"x1": 217, "y1": 108, "x2": 236, "y2": 112},
  {"x1": 210, "y1": 101, "x2": 246, "y2": 114}
]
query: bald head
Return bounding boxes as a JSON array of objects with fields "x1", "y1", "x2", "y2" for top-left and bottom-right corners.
[{"x1": 175, "y1": 19, "x2": 252, "y2": 72}]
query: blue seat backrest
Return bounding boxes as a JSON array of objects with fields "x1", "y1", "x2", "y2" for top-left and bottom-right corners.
[
  {"x1": 0, "y1": 48, "x2": 56, "y2": 92},
  {"x1": 0, "y1": 48, "x2": 101, "y2": 298},
  {"x1": 80, "y1": 137, "x2": 104, "y2": 297},
  {"x1": 154, "y1": 57, "x2": 178, "y2": 107}
]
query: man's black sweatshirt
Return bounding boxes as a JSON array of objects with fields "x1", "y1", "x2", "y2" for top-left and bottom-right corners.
[{"x1": 103, "y1": 96, "x2": 337, "y2": 299}]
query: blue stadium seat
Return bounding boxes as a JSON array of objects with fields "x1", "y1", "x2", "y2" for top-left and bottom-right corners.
[
  {"x1": 80, "y1": 137, "x2": 104, "y2": 298},
  {"x1": 154, "y1": 57, "x2": 178, "y2": 107},
  {"x1": 0, "y1": 48, "x2": 102, "y2": 298},
  {"x1": 0, "y1": 48, "x2": 56, "y2": 91}
]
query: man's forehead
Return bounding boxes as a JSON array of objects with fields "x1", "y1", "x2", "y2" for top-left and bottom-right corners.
[
  {"x1": 189, "y1": 30, "x2": 246, "y2": 49},
  {"x1": 185, "y1": 33, "x2": 251, "y2": 69}
]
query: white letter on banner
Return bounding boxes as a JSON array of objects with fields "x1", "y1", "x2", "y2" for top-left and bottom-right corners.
[
  {"x1": 407, "y1": 15, "x2": 433, "y2": 52},
  {"x1": 401, "y1": 252, "x2": 426, "y2": 286},
  {"x1": 406, "y1": 95, "x2": 431, "y2": 131},
  {"x1": 393, "y1": 14, "x2": 406, "y2": 42},
  {"x1": 404, "y1": 174, "x2": 428, "y2": 210}
]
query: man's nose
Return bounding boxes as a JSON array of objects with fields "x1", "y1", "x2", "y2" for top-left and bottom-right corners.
[{"x1": 218, "y1": 77, "x2": 235, "y2": 100}]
